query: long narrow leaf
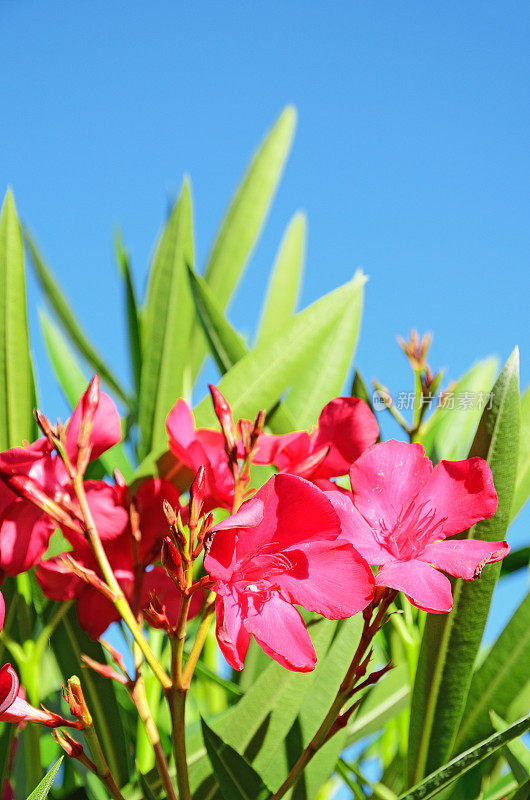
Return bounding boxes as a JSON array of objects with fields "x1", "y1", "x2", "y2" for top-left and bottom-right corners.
[
  {"x1": 255, "y1": 211, "x2": 305, "y2": 346},
  {"x1": 115, "y1": 231, "x2": 143, "y2": 396},
  {"x1": 201, "y1": 719, "x2": 271, "y2": 800},
  {"x1": 408, "y1": 350, "x2": 520, "y2": 785},
  {"x1": 26, "y1": 757, "x2": 63, "y2": 800},
  {"x1": 25, "y1": 230, "x2": 129, "y2": 405},
  {"x1": 511, "y1": 386, "x2": 530, "y2": 521}
]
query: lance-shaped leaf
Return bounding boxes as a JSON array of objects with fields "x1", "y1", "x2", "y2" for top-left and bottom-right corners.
[
  {"x1": 489, "y1": 711, "x2": 530, "y2": 783},
  {"x1": 400, "y1": 713, "x2": 530, "y2": 800},
  {"x1": 25, "y1": 230, "x2": 129, "y2": 405},
  {"x1": 189, "y1": 106, "x2": 296, "y2": 377},
  {"x1": 115, "y1": 232, "x2": 143, "y2": 396},
  {"x1": 139, "y1": 179, "x2": 195, "y2": 458},
  {"x1": 419, "y1": 357, "x2": 498, "y2": 461},
  {"x1": 511, "y1": 386, "x2": 530, "y2": 521},
  {"x1": 500, "y1": 546, "x2": 530, "y2": 577},
  {"x1": 408, "y1": 349, "x2": 520, "y2": 786},
  {"x1": 201, "y1": 719, "x2": 271, "y2": 800},
  {"x1": 511, "y1": 777, "x2": 530, "y2": 800},
  {"x1": 193, "y1": 275, "x2": 363, "y2": 428},
  {"x1": 0, "y1": 190, "x2": 35, "y2": 449},
  {"x1": 50, "y1": 606, "x2": 130, "y2": 786},
  {"x1": 255, "y1": 211, "x2": 305, "y2": 346},
  {"x1": 40, "y1": 312, "x2": 133, "y2": 481},
  {"x1": 26, "y1": 757, "x2": 63, "y2": 800},
  {"x1": 454, "y1": 590, "x2": 530, "y2": 756},
  {"x1": 278, "y1": 269, "x2": 365, "y2": 431}
]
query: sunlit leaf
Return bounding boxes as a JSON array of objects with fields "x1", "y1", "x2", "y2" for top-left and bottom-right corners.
[
  {"x1": 115, "y1": 231, "x2": 143, "y2": 396},
  {"x1": 201, "y1": 719, "x2": 271, "y2": 800},
  {"x1": 25, "y1": 757, "x2": 63, "y2": 800},
  {"x1": 511, "y1": 386, "x2": 530, "y2": 521}
]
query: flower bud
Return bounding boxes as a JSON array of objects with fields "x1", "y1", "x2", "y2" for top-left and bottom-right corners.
[
  {"x1": 189, "y1": 466, "x2": 205, "y2": 528},
  {"x1": 65, "y1": 676, "x2": 92, "y2": 728},
  {"x1": 161, "y1": 536, "x2": 186, "y2": 590},
  {"x1": 209, "y1": 384, "x2": 237, "y2": 459}
]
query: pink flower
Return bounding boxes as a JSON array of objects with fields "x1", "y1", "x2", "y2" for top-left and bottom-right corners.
[
  {"x1": 166, "y1": 399, "x2": 234, "y2": 510},
  {"x1": 328, "y1": 440, "x2": 508, "y2": 613},
  {"x1": 0, "y1": 663, "x2": 77, "y2": 727},
  {"x1": 0, "y1": 383, "x2": 121, "y2": 575},
  {"x1": 204, "y1": 474, "x2": 375, "y2": 672},
  {"x1": 250, "y1": 398, "x2": 379, "y2": 482}
]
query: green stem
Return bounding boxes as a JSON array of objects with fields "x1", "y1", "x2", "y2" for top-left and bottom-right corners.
[
  {"x1": 83, "y1": 722, "x2": 126, "y2": 800},
  {"x1": 133, "y1": 675, "x2": 177, "y2": 800},
  {"x1": 167, "y1": 688, "x2": 191, "y2": 800}
]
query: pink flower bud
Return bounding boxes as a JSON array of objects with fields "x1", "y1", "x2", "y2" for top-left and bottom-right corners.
[{"x1": 209, "y1": 384, "x2": 237, "y2": 457}]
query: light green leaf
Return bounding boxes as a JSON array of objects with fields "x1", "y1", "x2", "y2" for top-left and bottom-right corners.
[
  {"x1": 419, "y1": 357, "x2": 498, "y2": 461},
  {"x1": 400, "y1": 713, "x2": 530, "y2": 800},
  {"x1": 187, "y1": 265, "x2": 247, "y2": 374},
  {"x1": 26, "y1": 757, "x2": 63, "y2": 800},
  {"x1": 190, "y1": 106, "x2": 296, "y2": 377},
  {"x1": 139, "y1": 178, "x2": 195, "y2": 458},
  {"x1": 280, "y1": 269, "x2": 365, "y2": 430},
  {"x1": 40, "y1": 312, "x2": 133, "y2": 481},
  {"x1": 511, "y1": 386, "x2": 530, "y2": 521},
  {"x1": 25, "y1": 229, "x2": 129, "y2": 405},
  {"x1": 0, "y1": 190, "x2": 35, "y2": 448},
  {"x1": 408, "y1": 349, "x2": 520, "y2": 786},
  {"x1": 489, "y1": 710, "x2": 530, "y2": 783},
  {"x1": 255, "y1": 211, "x2": 305, "y2": 346},
  {"x1": 115, "y1": 231, "x2": 143, "y2": 396},
  {"x1": 201, "y1": 719, "x2": 271, "y2": 800}
]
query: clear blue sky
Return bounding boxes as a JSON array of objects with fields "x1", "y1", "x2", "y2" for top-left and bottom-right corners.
[{"x1": 1, "y1": 2, "x2": 529, "y2": 642}]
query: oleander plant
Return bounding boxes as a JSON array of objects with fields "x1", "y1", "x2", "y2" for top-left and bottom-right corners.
[{"x1": 0, "y1": 107, "x2": 528, "y2": 800}]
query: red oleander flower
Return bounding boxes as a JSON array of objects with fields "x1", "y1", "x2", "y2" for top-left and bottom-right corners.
[
  {"x1": 36, "y1": 478, "x2": 194, "y2": 638},
  {"x1": 0, "y1": 663, "x2": 77, "y2": 727},
  {"x1": 166, "y1": 399, "x2": 235, "y2": 510},
  {"x1": 204, "y1": 474, "x2": 375, "y2": 672},
  {"x1": 0, "y1": 385, "x2": 121, "y2": 575},
  {"x1": 327, "y1": 439, "x2": 508, "y2": 613},
  {"x1": 250, "y1": 397, "x2": 379, "y2": 482}
]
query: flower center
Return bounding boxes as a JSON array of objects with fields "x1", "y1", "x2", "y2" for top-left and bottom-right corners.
[{"x1": 376, "y1": 500, "x2": 447, "y2": 560}]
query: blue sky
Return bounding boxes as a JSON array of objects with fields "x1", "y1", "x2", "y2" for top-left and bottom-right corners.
[{"x1": 1, "y1": 0, "x2": 529, "y2": 663}]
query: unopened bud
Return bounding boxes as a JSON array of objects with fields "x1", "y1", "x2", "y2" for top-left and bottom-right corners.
[
  {"x1": 189, "y1": 466, "x2": 205, "y2": 527},
  {"x1": 76, "y1": 376, "x2": 100, "y2": 469},
  {"x1": 33, "y1": 409, "x2": 55, "y2": 443},
  {"x1": 209, "y1": 384, "x2": 237, "y2": 458},
  {"x1": 163, "y1": 499, "x2": 178, "y2": 528},
  {"x1": 161, "y1": 536, "x2": 186, "y2": 590}
]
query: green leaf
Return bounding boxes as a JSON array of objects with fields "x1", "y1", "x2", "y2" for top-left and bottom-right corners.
[
  {"x1": 346, "y1": 662, "x2": 410, "y2": 745},
  {"x1": 138, "y1": 178, "x2": 195, "y2": 458},
  {"x1": 137, "y1": 770, "x2": 161, "y2": 800},
  {"x1": 255, "y1": 211, "x2": 305, "y2": 346},
  {"x1": 50, "y1": 606, "x2": 130, "y2": 786},
  {"x1": 419, "y1": 357, "x2": 498, "y2": 461},
  {"x1": 187, "y1": 265, "x2": 247, "y2": 374},
  {"x1": 511, "y1": 386, "x2": 530, "y2": 521},
  {"x1": 26, "y1": 757, "x2": 63, "y2": 800},
  {"x1": 40, "y1": 312, "x2": 133, "y2": 481},
  {"x1": 193, "y1": 275, "x2": 364, "y2": 429},
  {"x1": 25, "y1": 229, "x2": 129, "y2": 405},
  {"x1": 201, "y1": 718, "x2": 271, "y2": 800},
  {"x1": 279, "y1": 270, "x2": 365, "y2": 430},
  {"x1": 190, "y1": 106, "x2": 297, "y2": 377},
  {"x1": 400, "y1": 713, "x2": 530, "y2": 800},
  {"x1": 489, "y1": 710, "x2": 530, "y2": 783},
  {"x1": 455, "y1": 590, "x2": 530, "y2": 756},
  {"x1": 115, "y1": 231, "x2": 143, "y2": 396},
  {"x1": 500, "y1": 546, "x2": 530, "y2": 577},
  {"x1": 408, "y1": 349, "x2": 520, "y2": 786},
  {"x1": 510, "y1": 777, "x2": 530, "y2": 800},
  {"x1": 0, "y1": 190, "x2": 35, "y2": 448}
]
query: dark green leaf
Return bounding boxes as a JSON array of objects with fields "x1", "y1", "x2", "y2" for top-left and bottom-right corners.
[
  {"x1": 0, "y1": 190, "x2": 35, "y2": 448},
  {"x1": 511, "y1": 386, "x2": 530, "y2": 521},
  {"x1": 137, "y1": 771, "x2": 161, "y2": 800},
  {"x1": 138, "y1": 179, "x2": 194, "y2": 458},
  {"x1": 26, "y1": 757, "x2": 63, "y2": 800},
  {"x1": 201, "y1": 718, "x2": 271, "y2": 800},
  {"x1": 510, "y1": 778, "x2": 530, "y2": 800},
  {"x1": 400, "y1": 713, "x2": 530, "y2": 800},
  {"x1": 255, "y1": 211, "x2": 305, "y2": 346},
  {"x1": 489, "y1": 710, "x2": 530, "y2": 783},
  {"x1": 408, "y1": 350, "x2": 520, "y2": 786},
  {"x1": 500, "y1": 546, "x2": 530, "y2": 577},
  {"x1": 25, "y1": 229, "x2": 129, "y2": 405},
  {"x1": 115, "y1": 231, "x2": 143, "y2": 396}
]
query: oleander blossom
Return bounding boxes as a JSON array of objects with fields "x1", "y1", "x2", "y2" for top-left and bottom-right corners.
[
  {"x1": 327, "y1": 439, "x2": 509, "y2": 613},
  {"x1": 204, "y1": 474, "x2": 375, "y2": 672}
]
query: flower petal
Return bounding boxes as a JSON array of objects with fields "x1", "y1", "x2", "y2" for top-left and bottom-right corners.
[
  {"x1": 349, "y1": 440, "x2": 432, "y2": 530},
  {"x1": 215, "y1": 591, "x2": 251, "y2": 671},
  {"x1": 76, "y1": 587, "x2": 122, "y2": 639},
  {"x1": 277, "y1": 539, "x2": 374, "y2": 619},
  {"x1": 66, "y1": 391, "x2": 121, "y2": 462},
  {"x1": 375, "y1": 559, "x2": 453, "y2": 613},
  {"x1": 244, "y1": 593, "x2": 316, "y2": 672},
  {"x1": 414, "y1": 458, "x2": 498, "y2": 539},
  {"x1": 0, "y1": 501, "x2": 54, "y2": 575},
  {"x1": 0, "y1": 664, "x2": 19, "y2": 715},
  {"x1": 325, "y1": 489, "x2": 391, "y2": 565},
  {"x1": 166, "y1": 399, "x2": 196, "y2": 451},
  {"x1": 419, "y1": 538, "x2": 509, "y2": 580},
  {"x1": 314, "y1": 397, "x2": 379, "y2": 477}
]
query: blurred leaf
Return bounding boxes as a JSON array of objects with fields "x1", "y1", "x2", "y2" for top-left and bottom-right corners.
[
  {"x1": 25, "y1": 229, "x2": 129, "y2": 405},
  {"x1": 193, "y1": 275, "x2": 364, "y2": 429},
  {"x1": 137, "y1": 771, "x2": 160, "y2": 800},
  {"x1": 139, "y1": 179, "x2": 194, "y2": 458},
  {"x1": 280, "y1": 269, "x2": 366, "y2": 431},
  {"x1": 511, "y1": 386, "x2": 530, "y2": 521},
  {"x1": 419, "y1": 358, "x2": 498, "y2": 461},
  {"x1": 510, "y1": 778, "x2": 530, "y2": 800},
  {"x1": 0, "y1": 722, "x2": 15, "y2": 797},
  {"x1": 201, "y1": 719, "x2": 271, "y2": 800},
  {"x1": 115, "y1": 232, "x2": 143, "y2": 396},
  {"x1": 255, "y1": 211, "x2": 305, "y2": 346},
  {"x1": 187, "y1": 265, "x2": 247, "y2": 374},
  {"x1": 190, "y1": 106, "x2": 296, "y2": 377},
  {"x1": 500, "y1": 546, "x2": 530, "y2": 577},
  {"x1": 0, "y1": 190, "x2": 35, "y2": 449},
  {"x1": 346, "y1": 662, "x2": 410, "y2": 745},
  {"x1": 455, "y1": 591, "x2": 530, "y2": 756},
  {"x1": 25, "y1": 757, "x2": 63, "y2": 800},
  {"x1": 489, "y1": 710, "x2": 530, "y2": 783},
  {"x1": 400, "y1": 713, "x2": 530, "y2": 800},
  {"x1": 408, "y1": 350, "x2": 520, "y2": 786},
  {"x1": 40, "y1": 312, "x2": 133, "y2": 481},
  {"x1": 50, "y1": 606, "x2": 130, "y2": 786},
  {"x1": 351, "y1": 369, "x2": 375, "y2": 411}
]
